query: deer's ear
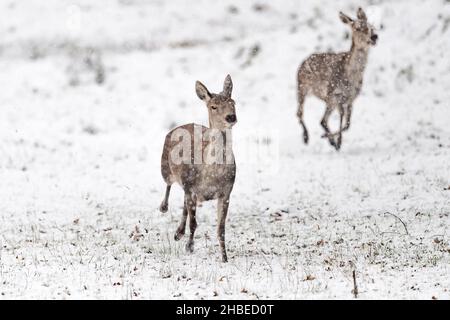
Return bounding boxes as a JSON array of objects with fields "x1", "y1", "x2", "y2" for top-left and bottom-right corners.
[
  {"x1": 357, "y1": 8, "x2": 367, "y2": 21},
  {"x1": 222, "y1": 74, "x2": 233, "y2": 98},
  {"x1": 339, "y1": 12, "x2": 353, "y2": 25},
  {"x1": 196, "y1": 81, "x2": 211, "y2": 102}
]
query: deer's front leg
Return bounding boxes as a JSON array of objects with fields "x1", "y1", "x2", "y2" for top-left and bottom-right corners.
[
  {"x1": 320, "y1": 105, "x2": 337, "y2": 148},
  {"x1": 217, "y1": 196, "x2": 230, "y2": 262},
  {"x1": 186, "y1": 194, "x2": 197, "y2": 253},
  {"x1": 174, "y1": 193, "x2": 189, "y2": 241},
  {"x1": 335, "y1": 106, "x2": 345, "y2": 151},
  {"x1": 321, "y1": 103, "x2": 352, "y2": 141},
  {"x1": 342, "y1": 104, "x2": 353, "y2": 132}
]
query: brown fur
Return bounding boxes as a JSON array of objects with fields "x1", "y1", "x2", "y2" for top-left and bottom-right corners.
[
  {"x1": 297, "y1": 8, "x2": 377, "y2": 150},
  {"x1": 159, "y1": 75, "x2": 237, "y2": 262}
]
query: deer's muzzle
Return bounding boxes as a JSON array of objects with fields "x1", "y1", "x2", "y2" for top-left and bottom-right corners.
[{"x1": 225, "y1": 114, "x2": 237, "y2": 123}]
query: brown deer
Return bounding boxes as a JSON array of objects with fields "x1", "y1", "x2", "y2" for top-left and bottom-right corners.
[
  {"x1": 296, "y1": 8, "x2": 378, "y2": 150},
  {"x1": 159, "y1": 75, "x2": 237, "y2": 262}
]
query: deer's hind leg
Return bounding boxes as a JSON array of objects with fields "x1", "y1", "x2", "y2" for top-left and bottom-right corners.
[
  {"x1": 186, "y1": 194, "x2": 197, "y2": 253},
  {"x1": 296, "y1": 85, "x2": 309, "y2": 144}
]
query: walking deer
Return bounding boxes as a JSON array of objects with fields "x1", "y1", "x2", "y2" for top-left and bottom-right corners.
[
  {"x1": 159, "y1": 75, "x2": 237, "y2": 262},
  {"x1": 297, "y1": 8, "x2": 378, "y2": 150}
]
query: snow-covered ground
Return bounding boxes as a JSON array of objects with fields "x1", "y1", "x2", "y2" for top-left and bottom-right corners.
[{"x1": 0, "y1": 0, "x2": 449, "y2": 299}]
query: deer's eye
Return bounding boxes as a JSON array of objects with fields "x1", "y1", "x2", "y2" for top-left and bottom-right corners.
[{"x1": 211, "y1": 106, "x2": 217, "y2": 110}]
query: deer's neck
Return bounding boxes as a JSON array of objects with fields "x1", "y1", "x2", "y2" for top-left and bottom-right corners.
[
  {"x1": 207, "y1": 124, "x2": 233, "y2": 145},
  {"x1": 205, "y1": 126, "x2": 234, "y2": 164},
  {"x1": 346, "y1": 42, "x2": 369, "y2": 79}
]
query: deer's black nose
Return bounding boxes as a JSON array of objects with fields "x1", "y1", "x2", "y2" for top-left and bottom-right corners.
[
  {"x1": 371, "y1": 34, "x2": 378, "y2": 42},
  {"x1": 225, "y1": 114, "x2": 236, "y2": 123}
]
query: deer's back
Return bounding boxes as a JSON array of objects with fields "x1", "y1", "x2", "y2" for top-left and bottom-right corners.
[
  {"x1": 298, "y1": 52, "x2": 348, "y2": 101},
  {"x1": 161, "y1": 123, "x2": 236, "y2": 202}
]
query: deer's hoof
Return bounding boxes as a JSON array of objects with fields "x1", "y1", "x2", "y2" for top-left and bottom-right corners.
[
  {"x1": 186, "y1": 241, "x2": 194, "y2": 253},
  {"x1": 174, "y1": 230, "x2": 185, "y2": 241},
  {"x1": 303, "y1": 134, "x2": 309, "y2": 144},
  {"x1": 221, "y1": 248, "x2": 228, "y2": 262},
  {"x1": 323, "y1": 133, "x2": 337, "y2": 147},
  {"x1": 159, "y1": 202, "x2": 168, "y2": 213},
  {"x1": 329, "y1": 138, "x2": 336, "y2": 148}
]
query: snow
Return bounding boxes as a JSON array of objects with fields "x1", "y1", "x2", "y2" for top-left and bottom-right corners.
[{"x1": 0, "y1": 0, "x2": 449, "y2": 299}]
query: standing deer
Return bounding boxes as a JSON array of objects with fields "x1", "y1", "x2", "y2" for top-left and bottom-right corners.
[
  {"x1": 159, "y1": 75, "x2": 237, "y2": 262},
  {"x1": 296, "y1": 8, "x2": 378, "y2": 150}
]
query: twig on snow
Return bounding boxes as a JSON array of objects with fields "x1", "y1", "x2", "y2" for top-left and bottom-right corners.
[{"x1": 384, "y1": 212, "x2": 409, "y2": 235}]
